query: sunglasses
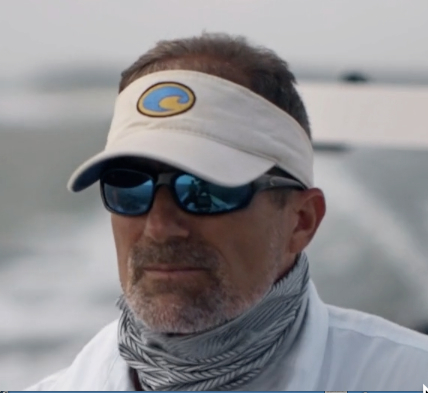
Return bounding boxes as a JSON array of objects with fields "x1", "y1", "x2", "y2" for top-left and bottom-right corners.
[{"x1": 100, "y1": 168, "x2": 305, "y2": 216}]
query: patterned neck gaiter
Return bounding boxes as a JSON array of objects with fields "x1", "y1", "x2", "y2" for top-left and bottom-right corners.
[{"x1": 117, "y1": 253, "x2": 310, "y2": 391}]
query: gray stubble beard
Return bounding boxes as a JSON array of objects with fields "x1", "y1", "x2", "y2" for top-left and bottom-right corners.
[{"x1": 123, "y1": 232, "x2": 283, "y2": 334}]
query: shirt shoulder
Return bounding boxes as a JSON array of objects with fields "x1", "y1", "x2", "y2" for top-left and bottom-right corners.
[
  {"x1": 25, "y1": 320, "x2": 123, "y2": 391},
  {"x1": 327, "y1": 304, "x2": 428, "y2": 351},
  {"x1": 319, "y1": 305, "x2": 428, "y2": 389},
  {"x1": 25, "y1": 369, "x2": 67, "y2": 391}
]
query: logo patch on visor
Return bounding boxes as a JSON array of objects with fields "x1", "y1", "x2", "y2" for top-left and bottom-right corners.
[{"x1": 137, "y1": 82, "x2": 196, "y2": 117}]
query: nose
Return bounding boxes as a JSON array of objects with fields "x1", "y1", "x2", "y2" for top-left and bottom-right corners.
[{"x1": 143, "y1": 186, "x2": 190, "y2": 243}]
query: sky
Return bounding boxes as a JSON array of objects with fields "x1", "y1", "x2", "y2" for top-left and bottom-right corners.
[{"x1": 1, "y1": 0, "x2": 428, "y2": 82}]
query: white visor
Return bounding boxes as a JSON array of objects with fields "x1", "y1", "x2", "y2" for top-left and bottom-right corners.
[{"x1": 67, "y1": 70, "x2": 313, "y2": 192}]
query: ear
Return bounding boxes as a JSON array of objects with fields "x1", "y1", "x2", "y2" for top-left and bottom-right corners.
[{"x1": 287, "y1": 188, "x2": 326, "y2": 254}]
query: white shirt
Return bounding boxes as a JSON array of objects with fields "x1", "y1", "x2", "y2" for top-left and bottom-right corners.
[{"x1": 27, "y1": 282, "x2": 428, "y2": 391}]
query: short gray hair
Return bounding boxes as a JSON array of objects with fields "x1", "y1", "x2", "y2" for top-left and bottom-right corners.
[{"x1": 120, "y1": 33, "x2": 311, "y2": 138}]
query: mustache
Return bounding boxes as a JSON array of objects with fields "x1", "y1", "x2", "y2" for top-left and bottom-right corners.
[{"x1": 129, "y1": 238, "x2": 219, "y2": 271}]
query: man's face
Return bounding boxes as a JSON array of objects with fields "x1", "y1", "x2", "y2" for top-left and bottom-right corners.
[{"x1": 110, "y1": 160, "x2": 315, "y2": 334}]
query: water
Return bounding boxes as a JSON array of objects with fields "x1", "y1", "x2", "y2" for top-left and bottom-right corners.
[
  {"x1": 1, "y1": 92, "x2": 428, "y2": 390},
  {"x1": 0, "y1": 108, "x2": 123, "y2": 388},
  {"x1": 0, "y1": 211, "x2": 120, "y2": 389}
]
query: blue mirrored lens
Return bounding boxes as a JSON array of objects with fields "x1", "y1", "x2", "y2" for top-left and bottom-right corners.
[
  {"x1": 175, "y1": 174, "x2": 252, "y2": 213},
  {"x1": 102, "y1": 170, "x2": 153, "y2": 215}
]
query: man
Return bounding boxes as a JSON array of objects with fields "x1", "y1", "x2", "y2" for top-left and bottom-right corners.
[{"x1": 28, "y1": 33, "x2": 428, "y2": 390}]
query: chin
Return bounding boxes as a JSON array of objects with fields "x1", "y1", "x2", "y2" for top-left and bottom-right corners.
[
  {"x1": 125, "y1": 288, "x2": 229, "y2": 334},
  {"x1": 123, "y1": 275, "x2": 268, "y2": 334}
]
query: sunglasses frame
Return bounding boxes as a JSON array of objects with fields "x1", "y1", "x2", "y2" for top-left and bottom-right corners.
[{"x1": 100, "y1": 169, "x2": 306, "y2": 217}]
